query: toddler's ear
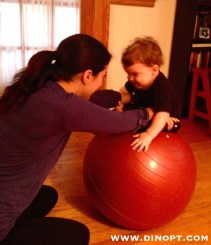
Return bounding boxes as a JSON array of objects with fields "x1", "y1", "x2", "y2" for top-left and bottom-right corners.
[
  {"x1": 152, "y1": 64, "x2": 159, "y2": 71},
  {"x1": 152, "y1": 64, "x2": 159, "y2": 76}
]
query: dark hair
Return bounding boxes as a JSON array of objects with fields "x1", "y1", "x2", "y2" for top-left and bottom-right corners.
[{"x1": 0, "y1": 34, "x2": 111, "y2": 114}]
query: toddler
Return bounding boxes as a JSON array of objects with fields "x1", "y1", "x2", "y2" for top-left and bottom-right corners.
[{"x1": 119, "y1": 36, "x2": 181, "y2": 152}]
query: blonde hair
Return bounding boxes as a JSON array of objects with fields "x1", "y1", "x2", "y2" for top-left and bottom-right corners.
[{"x1": 121, "y1": 36, "x2": 164, "y2": 67}]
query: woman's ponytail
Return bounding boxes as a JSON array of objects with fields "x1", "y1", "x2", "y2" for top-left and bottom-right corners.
[
  {"x1": 0, "y1": 34, "x2": 111, "y2": 114},
  {"x1": 0, "y1": 50, "x2": 56, "y2": 114}
]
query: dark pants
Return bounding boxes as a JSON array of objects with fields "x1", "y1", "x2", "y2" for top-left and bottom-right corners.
[{"x1": 1, "y1": 185, "x2": 90, "y2": 245}]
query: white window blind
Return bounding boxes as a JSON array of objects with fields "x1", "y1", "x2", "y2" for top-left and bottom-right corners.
[{"x1": 0, "y1": 0, "x2": 80, "y2": 92}]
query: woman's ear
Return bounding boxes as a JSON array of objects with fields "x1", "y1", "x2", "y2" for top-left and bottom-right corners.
[{"x1": 82, "y1": 69, "x2": 93, "y2": 84}]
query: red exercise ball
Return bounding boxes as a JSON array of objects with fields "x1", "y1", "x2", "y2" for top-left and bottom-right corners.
[{"x1": 83, "y1": 132, "x2": 196, "y2": 230}]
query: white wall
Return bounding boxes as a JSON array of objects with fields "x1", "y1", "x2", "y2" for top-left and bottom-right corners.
[{"x1": 107, "y1": 0, "x2": 177, "y2": 90}]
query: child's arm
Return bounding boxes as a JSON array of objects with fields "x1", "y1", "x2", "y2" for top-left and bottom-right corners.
[
  {"x1": 114, "y1": 86, "x2": 131, "y2": 112},
  {"x1": 131, "y1": 111, "x2": 169, "y2": 152},
  {"x1": 119, "y1": 86, "x2": 132, "y2": 104},
  {"x1": 166, "y1": 117, "x2": 180, "y2": 131}
]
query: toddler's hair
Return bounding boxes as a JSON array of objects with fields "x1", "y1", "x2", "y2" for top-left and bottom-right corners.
[{"x1": 121, "y1": 36, "x2": 164, "y2": 67}]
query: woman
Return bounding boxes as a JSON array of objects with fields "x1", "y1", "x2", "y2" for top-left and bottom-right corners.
[{"x1": 0, "y1": 34, "x2": 152, "y2": 244}]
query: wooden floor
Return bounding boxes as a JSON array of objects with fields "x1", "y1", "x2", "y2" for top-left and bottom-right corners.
[{"x1": 45, "y1": 119, "x2": 211, "y2": 244}]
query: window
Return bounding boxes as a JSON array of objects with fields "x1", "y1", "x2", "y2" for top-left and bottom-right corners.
[{"x1": 0, "y1": 0, "x2": 80, "y2": 91}]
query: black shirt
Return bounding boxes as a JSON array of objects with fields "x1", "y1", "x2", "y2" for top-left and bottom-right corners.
[{"x1": 125, "y1": 72, "x2": 181, "y2": 118}]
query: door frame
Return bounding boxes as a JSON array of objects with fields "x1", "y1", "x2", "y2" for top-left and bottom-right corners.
[{"x1": 80, "y1": 0, "x2": 156, "y2": 46}]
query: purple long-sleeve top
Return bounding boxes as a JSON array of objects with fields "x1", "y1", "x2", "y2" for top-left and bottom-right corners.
[{"x1": 0, "y1": 81, "x2": 149, "y2": 241}]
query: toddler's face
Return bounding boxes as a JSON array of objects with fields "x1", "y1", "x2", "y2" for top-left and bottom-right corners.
[{"x1": 124, "y1": 63, "x2": 156, "y2": 90}]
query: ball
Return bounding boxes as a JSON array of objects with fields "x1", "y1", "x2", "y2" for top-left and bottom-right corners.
[{"x1": 83, "y1": 132, "x2": 196, "y2": 230}]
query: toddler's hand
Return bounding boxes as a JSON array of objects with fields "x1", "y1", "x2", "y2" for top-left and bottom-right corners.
[
  {"x1": 115, "y1": 101, "x2": 124, "y2": 112},
  {"x1": 166, "y1": 117, "x2": 180, "y2": 131},
  {"x1": 131, "y1": 132, "x2": 153, "y2": 152}
]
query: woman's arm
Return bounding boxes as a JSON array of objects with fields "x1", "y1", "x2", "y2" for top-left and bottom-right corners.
[
  {"x1": 89, "y1": 89, "x2": 121, "y2": 108},
  {"x1": 64, "y1": 94, "x2": 151, "y2": 134}
]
